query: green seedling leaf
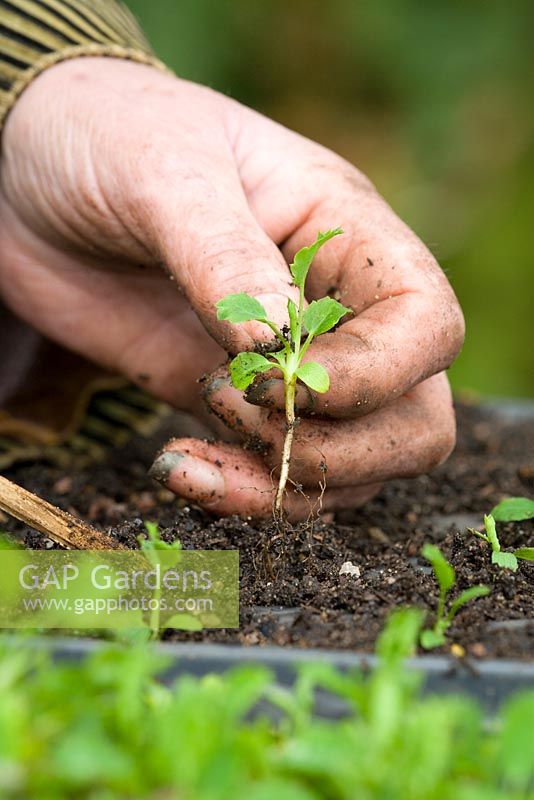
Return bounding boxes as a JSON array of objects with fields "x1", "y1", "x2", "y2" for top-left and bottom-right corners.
[
  {"x1": 303, "y1": 297, "x2": 351, "y2": 336},
  {"x1": 290, "y1": 228, "x2": 343, "y2": 288},
  {"x1": 377, "y1": 608, "x2": 424, "y2": 664},
  {"x1": 0, "y1": 533, "x2": 22, "y2": 549},
  {"x1": 114, "y1": 627, "x2": 152, "y2": 646},
  {"x1": 490, "y1": 496, "x2": 534, "y2": 522},
  {"x1": 269, "y1": 351, "x2": 287, "y2": 368},
  {"x1": 420, "y1": 629, "x2": 446, "y2": 650},
  {"x1": 483, "y1": 514, "x2": 500, "y2": 551},
  {"x1": 163, "y1": 613, "x2": 202, "y2": 632},
  {"x1": 467, "y1": 527, "x2": 489, "y2": 543},
  {"x1": 216, "y1": 292, "x2": 268, "y2": 323},
  {"x1": 499, "y1": 691, "x2": 534, "y2": 791},
  {"x1": 143, "y1": 522, "x2": 181, "y2": 551},
  {"x1": 492, "y1": 551, "x2": 518, "y2": 571},
  {"x1": 296, "y1": 361, "x2": 330, "y2": 393},
  {"x1": 448, "y1": 585, "x2": 490, "y2": 621},
  {"x1": 421, "y1": 543, "x2": 455, "y2": 594},
  {"x1": 144, "y1": 520, "x2": 160, "y2": 543},
  {"x1": 140, "y1": 522, "x2": 182, "y2": 569},
  {"x1": 513, "y1": 547, "x2": 534, "y2": 561},
  {"x1": 229, "y1": 352, "x2": 275, "y2": 390},
  {"x1": 287, "y1": 298, "x2": 298, "y2": 342}
]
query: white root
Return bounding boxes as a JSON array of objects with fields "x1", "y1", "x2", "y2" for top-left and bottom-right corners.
[{"x1": 274, "y1": 378, "x2": 296, "y2": 520}]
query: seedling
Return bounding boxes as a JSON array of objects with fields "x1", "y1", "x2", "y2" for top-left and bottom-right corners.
[
  {"x1": 420, "y1": 543, "x2": 490, "y2": 650},
  {"x1": 468, "y1": 501, "x2": 534, "y2": 572},
  {"x1": 216, "y1": 228, "x2": 350, "y2": 519},
  {"x1": 490, "y1": 496, "x2": 534, "y2": 522},
  {"x1": 3, "y1": 611, "x2": 534, "y2": 798},
  {"x1": 135, "y1": 522, "x2": 201, "y2": 640}
]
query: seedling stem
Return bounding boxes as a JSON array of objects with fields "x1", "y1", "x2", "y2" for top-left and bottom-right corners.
[
  {"x1": 216, "y1": 228, "x2": 349, "y2": 521},
  {"x1": 276, "y1": 376, "x2": 296, "y2": 516}
]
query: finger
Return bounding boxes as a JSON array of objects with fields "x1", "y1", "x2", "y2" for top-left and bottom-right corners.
[
  {"x1": 238, "y1": 135, "x2": 464, "y2": 417},
  {"x1": 0, "y1": 205, "x2": 226, "y2": 410},
  {"x1": 282, "y1": 184, "x2": 465, "y2": 417},
  {"x1": 202, "y1": 369, "x2": 456, "y2": 487},
  {"x1": 148, "y1": 437, "x2": 380, "y2": 520},
  {"x1": 130, "y1": 142, "x2": 299, "y2": 353}
]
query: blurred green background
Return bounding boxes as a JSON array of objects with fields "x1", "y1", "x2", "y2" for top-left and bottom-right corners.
[{"x1": 127, "y1": 0, "x2": 533, "y2": 398}]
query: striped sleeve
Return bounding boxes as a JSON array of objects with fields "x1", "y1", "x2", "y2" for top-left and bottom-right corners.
[{"x1": 0, "y1": 0, "x2": 168, "y2": 130}]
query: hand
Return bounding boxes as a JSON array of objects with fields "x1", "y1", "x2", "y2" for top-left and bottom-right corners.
[{"x1": 0, "y1": 58, "x2": 464, "y2": 518}]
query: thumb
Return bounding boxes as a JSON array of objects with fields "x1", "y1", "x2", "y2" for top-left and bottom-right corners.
[{"x1": 137, "y1": 153, "x2": 299, "y2": 352}]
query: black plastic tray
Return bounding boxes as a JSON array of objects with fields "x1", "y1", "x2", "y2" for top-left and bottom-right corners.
[
  {"x1": 6, "y1": 400, "x2": 534, "y2": 716},
  {"x1": 13, "y1": 636, "x2": 531, "y2": 717}
]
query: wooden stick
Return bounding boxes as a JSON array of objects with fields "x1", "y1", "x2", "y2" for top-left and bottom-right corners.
[{"x1": 0, "y1": 475, "x2": 123, "y2": 550}]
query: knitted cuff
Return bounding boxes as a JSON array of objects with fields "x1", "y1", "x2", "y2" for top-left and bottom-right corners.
[{"x1": 0, "y1": 43, "x2": 170, "y2": 133}]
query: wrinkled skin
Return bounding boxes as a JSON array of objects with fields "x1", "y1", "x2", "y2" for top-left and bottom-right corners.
[{"x1": 0, "y1": 58, "x2": 464, "y2": 519}]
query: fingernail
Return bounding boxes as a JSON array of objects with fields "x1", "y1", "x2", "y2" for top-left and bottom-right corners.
[
  {"x1": 148, "y1": 452, "x2": 185, "y2": 484},
  {"x1": 201, "y1": 374, "x2": 233, "y2": 402},
  {"x1": 149, "y1": 451, "x2": 225, "y2": 498},
  {"x1": 246, "y1": 378, "x2": 281, "y2": 407}
]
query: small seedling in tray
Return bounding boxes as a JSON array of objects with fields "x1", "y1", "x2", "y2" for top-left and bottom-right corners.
[
  {"x1": 468, "y1": 497, "x2": 534, "y2": 572},
  {"x1": 420, "y1": 543, "x2": 490, "y2": 650},
  {"x1": 127, "y1": 522, "x2": 201, "y2": 641}
]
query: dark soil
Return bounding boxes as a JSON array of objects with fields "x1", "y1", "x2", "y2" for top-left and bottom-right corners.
[{"x1": 3, "y1": 402, "x2": 534, "y2": 660}]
